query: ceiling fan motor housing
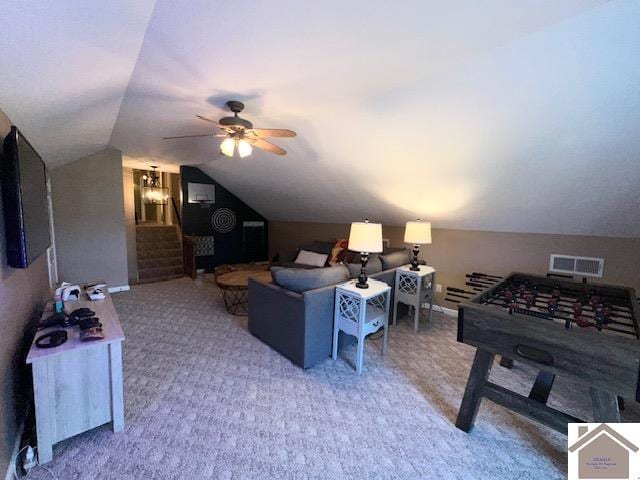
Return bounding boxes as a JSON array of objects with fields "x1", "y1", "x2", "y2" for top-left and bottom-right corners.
[{"x1": 219, "y1": 115, "x2": 253, "y2": 130}]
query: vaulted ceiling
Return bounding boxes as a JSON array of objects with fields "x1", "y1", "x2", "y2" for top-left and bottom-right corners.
[{"x1": 1, "y1": 0, "x2": 639, "y2": 236}]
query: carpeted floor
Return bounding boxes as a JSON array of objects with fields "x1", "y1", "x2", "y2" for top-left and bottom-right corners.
[{"x1": 28, "y1": 276, "x2": 640, "y2": 479}]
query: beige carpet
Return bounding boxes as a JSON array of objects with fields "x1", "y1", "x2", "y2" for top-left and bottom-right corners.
[{"x1": 27, "y1": 276, "x2": 640, "y2": 479}]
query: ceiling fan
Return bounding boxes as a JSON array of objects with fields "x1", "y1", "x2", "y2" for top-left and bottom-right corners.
[{"x1": 162, "y1": 100, "x2": 296, "y2": 157}]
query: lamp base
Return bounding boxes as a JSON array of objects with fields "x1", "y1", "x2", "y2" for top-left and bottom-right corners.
[
  {"x1": 410, "y1": 245, "x2": 420, "y2": 271},
  {"x1": 356, "y1": 252, "x2": 370, "y2": 289}
]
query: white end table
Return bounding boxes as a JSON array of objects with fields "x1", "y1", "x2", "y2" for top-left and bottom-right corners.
[
  {"x1": 332, "y1": 278, "x2": 391, "y2": 374},
  {"x1": 392, "y1": 265, "x2": 436, "y2": 333}
]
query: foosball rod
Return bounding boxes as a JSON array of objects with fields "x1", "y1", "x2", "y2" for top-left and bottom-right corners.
[
  {"x1": 472, "y1": 272, "x2": 503, "y2": 280},
  {"x1": 500, "y1": 288, "x2": 633, "y2": 319},
  {"x1": 447, "y1": 292, "x2": 472, "y2": 300},
  {"x1": 447, "y1": 287, "x2": 477, "y2": 296},
  {"x1": 516, "y1": 281, "x2": 631, "y2": 309},
  {"x1": 484, "y1": 299, "x2": 633, "y2": 335},
  {"x1": 445, "y1": 297, "x2": 461, "y2": 304},
  {"x1": 465, "y1": 276, "x2": 497, "y2": 286},
  {"x1": 465, "y1": 277, "x2": 496, "y2": 288},
  {"x1": 466, "y1": 281, "x2": 490, "y2": 290},
  {"x1": 466, "y1": 274, "x2": 499, "y2": 282},
  {"x1": 490, "y1": 295, "x2": 635, "y2": 329}
]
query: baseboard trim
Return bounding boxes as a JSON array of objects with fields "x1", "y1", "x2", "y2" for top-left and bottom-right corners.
[
  {"x1": 423, "y1": 304, "x2": 458, "y2": 317},
  {"x1": 108, "y1": 285, "x2": 130, "y2": 293},
  {"x1": 439, "y1": 305, "x2": 458, "y2": 317},
  {"x1": 4, "y1": 421, "x2": 25, "y2": 480}
]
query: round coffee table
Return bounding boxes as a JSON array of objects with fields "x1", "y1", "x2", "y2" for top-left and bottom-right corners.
[{"x1": 216, "y1": 269, "x2": 272, "y2": 316}]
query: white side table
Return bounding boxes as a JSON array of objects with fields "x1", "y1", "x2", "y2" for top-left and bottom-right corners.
[
  {"x1": 332, "y1": 278, "x2": 391, "y2": 374},
  {"x1": 392, "y1": 265, "x2": 436, "y2": 333}
]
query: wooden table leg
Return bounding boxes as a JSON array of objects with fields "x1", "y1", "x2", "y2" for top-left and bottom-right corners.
[
  {"x1": 382, "y1": 290, "x2": 390, "y2": 355},
  {"x1": 32, "y1": 362, "x2": 54, "y2": 464},
  {"x1": 590, "y1": 387, "x2": 621, "y2": 422},
  {"x1": 109, "y1": 342, "x2": 125, "y2": 433},
  {"x1": 455, "y1": 349, "x2": 495, "y2": 432},
  {"x1": 529, "y1": 371, "x2": 556, "y2": 404}
]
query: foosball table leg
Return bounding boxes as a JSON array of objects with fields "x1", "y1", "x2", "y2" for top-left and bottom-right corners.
[
  {"x1": 528, "y1": 371, "x2": 556, "y2": 404},
  {"x1": 499, "y1": 357, "x2": 513, "y2": 369},
  {"x1": 455, "y1": 349, "x2": 495, "y2": 432},
  {"x1": 589, "y1": 387, "x2": 621, "y2": 423}
]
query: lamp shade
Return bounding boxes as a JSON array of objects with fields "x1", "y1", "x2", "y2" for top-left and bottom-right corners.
[
  {"x1": 348, "y1": 222, "x2": 383, "y2": 253},
  {"x1": 404, "y1": 221, "x2": 432, "y2": 245}
]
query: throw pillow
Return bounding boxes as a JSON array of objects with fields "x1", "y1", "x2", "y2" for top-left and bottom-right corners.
[
  {"x1": 271, "y1": 265, "x2": 349, "y2": 293},
  {"x1": 294, "y1": 249, "x2": 329, "y2": 268},
  {"x1": 328, "y1": 238, "x2": 349, "y2": 265}
]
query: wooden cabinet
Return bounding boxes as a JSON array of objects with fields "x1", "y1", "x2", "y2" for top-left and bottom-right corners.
[{"x1": 27, "y1": 291, "x2": 125, "y2": 463}]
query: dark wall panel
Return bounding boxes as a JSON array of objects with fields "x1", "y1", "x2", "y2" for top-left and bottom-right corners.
[{"x1": 180, "y1": 166, "x2": 268, "y2": 270}]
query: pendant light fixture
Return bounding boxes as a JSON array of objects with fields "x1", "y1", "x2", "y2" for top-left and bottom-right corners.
[{"x1": 142, "y1": 166, "x2": 169, "y2": 205}]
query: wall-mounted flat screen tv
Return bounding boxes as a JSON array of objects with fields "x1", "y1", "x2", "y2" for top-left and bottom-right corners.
[{"x1": 1, "y1": 126, "x2": 50, "y2": 268}]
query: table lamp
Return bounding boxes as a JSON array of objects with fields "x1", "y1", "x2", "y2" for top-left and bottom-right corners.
[
  {"x1": 404, "y1": 219, "x2": 432, "y2": 271},
  {"x1": 348, "y1": 219, "x2": 383, "y2": 289}
]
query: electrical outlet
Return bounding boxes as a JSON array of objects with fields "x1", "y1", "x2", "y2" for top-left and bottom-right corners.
[{"x1": 435, "y1": 283, "x2": 442, "y2": 293}]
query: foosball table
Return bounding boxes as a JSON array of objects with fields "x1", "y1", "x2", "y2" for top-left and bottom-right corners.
[{"x1": 453, "y1": 272, "x2": 640, "y2": 434}]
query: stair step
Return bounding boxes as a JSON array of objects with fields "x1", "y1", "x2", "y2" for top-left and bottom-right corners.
[
  {"x1": 136, "y1": 248, "x2": 183, "y2": 260},
  {"x1": 138, "y1": 265, "x2": 184, "y2": 280},
  {"x1": 136, "y1": 230, "x2": 180, "y2": 239},
  {"x1": 136, "y1": 273, "x2": 184, "y2": 285},
  {"x1": 137, "y1": 257, "x2": 183, "y2": 270},
  {"x1": 136, "y1": 238, "x2": 181, "y2": 248},
  {"x1": 135, "y1": 225, "x2": 183, "y2": 284}
]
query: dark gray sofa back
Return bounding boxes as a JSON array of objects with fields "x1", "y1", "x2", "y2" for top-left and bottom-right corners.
[{"x1": 379, "y1": 250, "x2": 411, "y2": 270}]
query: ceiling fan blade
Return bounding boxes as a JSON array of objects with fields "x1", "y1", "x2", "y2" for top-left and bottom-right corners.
[
  {"x1": 162, "y1": 134, "x2": 215, "y2": 139},
  {"x1": 247, "y1": 138, "x2": 286, "y2": 155},
  {"x1": 245, "y1": 128, "x2": 296, "y2": 138},
  {"x1": 195, "y1": 114, "x2": 222, "y2": 125}
]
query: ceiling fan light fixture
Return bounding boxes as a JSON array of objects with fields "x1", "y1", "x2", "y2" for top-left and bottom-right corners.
[
  {"x1": 238, "y1": 139, "x2": 252, "y2": 158},
  {"x1": 220, "y1": 137, "x2": 235, "y2": 157}
]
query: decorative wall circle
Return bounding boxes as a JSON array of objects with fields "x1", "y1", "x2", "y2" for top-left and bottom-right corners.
[{"x1": 211, "y1": 208, "x2": 236, "y2": 233}]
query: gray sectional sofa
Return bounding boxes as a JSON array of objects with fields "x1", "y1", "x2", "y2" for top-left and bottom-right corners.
[{"x1": 248, "y1": 250, "x2": 412, "y2": 368}]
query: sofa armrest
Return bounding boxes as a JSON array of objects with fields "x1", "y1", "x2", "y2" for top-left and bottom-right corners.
[
  {"x1": 370, "y1": 268, "x2": 395, "y2": 287},
  {"x1": 301, "y1": 284, "x2": 340, "y2": 366},
  {"x1": 248, "y1": 278, "x2": 307, "y2": 365}
]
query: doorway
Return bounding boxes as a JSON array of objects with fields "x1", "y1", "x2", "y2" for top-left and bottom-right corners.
[{"x1": 133, "y1": 168, "x2": 182, "y2": 226}]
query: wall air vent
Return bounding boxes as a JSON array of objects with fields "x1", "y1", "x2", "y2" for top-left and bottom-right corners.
[{"x1": 549, "y1": 254, "x2": 604, "y2": 278}]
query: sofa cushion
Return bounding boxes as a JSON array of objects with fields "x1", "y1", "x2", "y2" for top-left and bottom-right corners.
[
  {"x1": 279, "y1": 262, "x2": 317, "y2": 270},
  {"x1": 346, "y1": 256, "x2": 383, "y2": 278},
  {"x1": 271, "y1": 265, "x2": 349, "y2": 293},
  {"x1": 379, "y1": 250, "x2": 411, "y2": 270}
]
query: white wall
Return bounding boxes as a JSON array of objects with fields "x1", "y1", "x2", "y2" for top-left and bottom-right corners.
[{"x1": 51, "y1": 148, "x2": 129, "y2": 287}]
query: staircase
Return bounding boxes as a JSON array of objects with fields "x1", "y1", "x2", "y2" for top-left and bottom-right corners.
[{"x1": 136, "y1": 225, "x2": 184, "y2": 284}]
